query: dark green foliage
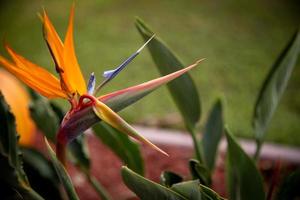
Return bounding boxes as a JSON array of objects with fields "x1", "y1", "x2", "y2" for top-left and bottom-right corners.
[
  {"x1": 22, "y1": 148, "x2": 62, "y2": 200},
  {"x1": 122, "y1": 167, "x2": 224, "y2": 200},
  {"x1": 189, "y1": 159, "x2": 211, "y2": 186},
  {"x1": 160, "y1": 171, "x2": 183, "y2": 187},
  {"x1": 202, "y1": 99, "x2": 223, "y2": 171},
  {"x1": 29, "y1": 90, "x2": 59, "y2": 142},
  {"x1": 45, "y1": 139, "x2": 79, "y2": 200},
  {"x1": 253, "y1": 29, "x2": 300, "y2": 156},
  {"x1": 225, "y1": 128, "x2": 265, "y2": 200},
  {"x1": 135, "y1": 18, "x2": 201, "y2": 131},
  {"x1": 277, "y1": 169, "x2": 300, "y2": 200},
  {"x1": 0, "y1": 92, "x2": 43, "y2": 200}
]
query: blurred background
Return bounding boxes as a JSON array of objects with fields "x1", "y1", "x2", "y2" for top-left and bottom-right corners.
[{"x1": 0, "y1": 0, "x2": 299, "y2": 146}]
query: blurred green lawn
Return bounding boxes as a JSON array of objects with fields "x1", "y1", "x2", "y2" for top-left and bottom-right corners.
[{"x1": 0, "y1": 0, "x2": 299, "y2": 146}]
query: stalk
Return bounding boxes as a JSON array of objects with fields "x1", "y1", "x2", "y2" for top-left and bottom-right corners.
[
  {"x1": 188, "y1": 126, "x2": 203, "y2": 163},
  {"x1": 254, "y1": 139, "x2": 262, "y2": 161},
  {"x1": 56, "y1": 141, "x2": 67, "y2": 166}
]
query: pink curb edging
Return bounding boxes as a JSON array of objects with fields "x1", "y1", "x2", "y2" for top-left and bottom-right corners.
[{"x1": 133, "y1": 125, "x2": 300, "y2": 164}]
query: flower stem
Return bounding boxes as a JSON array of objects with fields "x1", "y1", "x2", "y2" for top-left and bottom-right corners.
[
  {"x1": 87, "y1": 175, "x2": 112, "y2": 200},
  {"x1": 254, "y1": 139, "x2": 262, "y2": 161},
  {"x1": 56, "y1": 141, "x2": 67, "y2": 166},
  {"x1": 188, "y1": 127, "x2": 203, "y2": 163}
]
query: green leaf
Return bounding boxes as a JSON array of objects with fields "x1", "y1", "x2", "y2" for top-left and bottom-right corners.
[
  {"x1": 45, "y1": 138, "x2": 79, "y2": 200},
  {"x1": 189, "y1": 159, "x2": 211, "y2": 186},
  {"x1": 160, "y1": 171, "x2": 183, "y2": 187},
  {"x1": 253, "y1": 30, "x2": 300, "y2": 147},
  {"x1": 22, "y1": 148, "x2": 63, "y2": 200},
  {"x1": 0, "y1": 92, "x2": 44, "y2": 200},
  {"x1": 121, "y1": 166, "x2": 186, "y2": 200},
  {"x1": 122, "y1": 167, "x2": 224, "y2": 200},
  {"x1": 135, "y1": 18, "x2": 201, "y2": 130},
  {"x1": 171, "y1": 180, "x2": 202, "y2": 199},
  {"x1": 49, "y1": 102, "x2": 65, "y2": 122},
  {"x1": 225, "y1": 128, "x2": 265, "y2": 200},
  {"x1": 29, "y1": 90, "x2": 59, "y2": 141},
  {"x1": 276, "y1": 169, "x2": 300, "y2": 200},
  {"x1": 22, "y1": 148, "x2": 59, "y2": 184},
  {"x1": 199, "y1": 184, "x2": 226, "y2": 200},
  {"x1": 0, "y1": 92, "x2": 26, "y2": 182},
  {"x1": 202, "y1": 99, "x2": 223, "y2": 170},
  {"x1": 171, "y1": 180, "x2": 224, "y2": 200},
  {"x1": 93, "y1": 123, "x2": 144, "y2": 175}
]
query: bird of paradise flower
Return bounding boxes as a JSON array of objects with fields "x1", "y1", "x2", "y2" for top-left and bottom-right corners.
[{"x1": 0, "y1": 5, "x2": 203, "y2": 165}]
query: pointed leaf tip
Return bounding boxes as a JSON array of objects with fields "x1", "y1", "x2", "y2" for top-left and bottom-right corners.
[
  {"x1": 137, "y1": 34, "x2": 155, "y2": 53},
  {"x1": 253, "y1": 29, "x2": 300, "y2": 151}
]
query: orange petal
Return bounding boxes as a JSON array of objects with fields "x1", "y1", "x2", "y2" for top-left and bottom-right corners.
[
  {"x1": 0, "y1": 48, "x2": 66, "y2": 99},
  {"x1": 42, "y1": 10, "x2": 72, "y2": 95},
  {"x1": 42, "y1": 10, "x2": 64, "y2": 71},
  {"x1": 63, "y1": 5, "x2": 87, "y2": 95},
  {"x1": 93, "y1": 99, "x2": 168, "y2": 156}
]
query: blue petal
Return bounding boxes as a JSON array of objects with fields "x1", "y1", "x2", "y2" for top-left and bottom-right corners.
[
  {"x1": 95, "y1": 35, "x2": 155, "y2": 93},
  {"x1": 102, "y1": 51, "x2": 139, "y2": 80},
  {"x1": 102, "y1": 35, "x2": 155, "y2": 82},
  {"x1": 87, "y1": 72, "x2": 96, "y2": 94},
  {"x1": 103, "y1": 70, "x2": 115, "y2": 78}
]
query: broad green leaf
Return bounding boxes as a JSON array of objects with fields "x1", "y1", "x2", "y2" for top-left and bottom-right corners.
[
  {"x1": 0, "y1": 92, "x2": 26, "y2": 182},
  {"x1": 29, "y1": 90, "x2": 59, "y2": 141},
  {"x1": 171, "y1": 180, "x2": 224, "y2": 200},
  {"x1": 22, "y1": 148, "x2": 63, "y2": 200},
  {"x1": 22, "y1": 148, "x2": 59, "y2": 184},
  {"x1": 189, "y1": 159, "x2": 211, "y2": 186},
  {"x1": 122, "y1": 167, "x2": 224, "y2": 200},
  {"x1": 253, "y1": 30, "x2": 300, "y2": 146},
  {"x1": 202, "y1": 99, "x2": 223, "y2": 170},
  {"x1": 199, "y1": 184, "x2": 226, "y2": 200},
  {"x1": 0, "y1": 92, "x2": 44, "y2": 200},
  {"x1": 45, "y1": 138, "x2": 79, "y2": 200},
  {"x1": 160, "y1": 171, "x2": 183, "y2": 187},
  {"x1": 135, "y1": 18, "x2": 201, "y2": 130},
  {"x1": 0, "y1": 154, "x2": 44, "y2": 200},
  {"x1": 171, "y1": 181, "x2": 202, "y2": 199},
  {"x1": 276, "y1": 169, "x2": 300, "y2": 200},
  {"x1": 49, "y1": 101, "x2": 65, "y2": 121},
  {"x1": 93, "y1": 123, "x2": 144, "y2": 175},
  {"x1": 121, "y1": 166, "x2": 186, "y2": 200},
  {"x1": 225, "y1": 128, "x2": 265, "y2": 200}
]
